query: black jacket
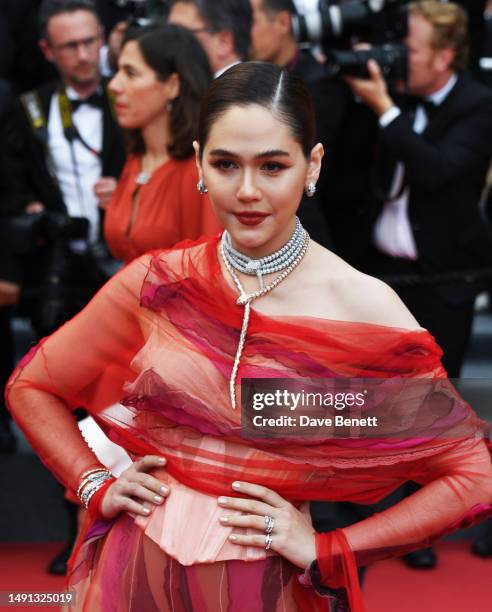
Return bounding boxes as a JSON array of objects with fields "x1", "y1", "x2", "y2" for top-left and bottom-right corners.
[
  {"x1": 7, "y1": 79, "x2": 126, "y2": 214},
  {"x1": 288, "y1": 50, "x2": 352, "y2": 248},
  {"x1": 370, "y1": 72, "x2": 492, "y2": 274},
  {"x1": 2, "y1": 79, "x2": 125, "y2": 283}
]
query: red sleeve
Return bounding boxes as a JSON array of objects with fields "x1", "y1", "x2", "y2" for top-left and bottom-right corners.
[{"x1": 5, "y1": 254, "x2": 152, "y2": 490}]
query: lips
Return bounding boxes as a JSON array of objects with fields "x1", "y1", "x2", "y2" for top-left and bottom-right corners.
[{"x1": 234, "y1": 212, "x2": 269, "y2": 226}]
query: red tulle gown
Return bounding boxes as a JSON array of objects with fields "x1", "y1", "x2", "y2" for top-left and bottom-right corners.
[{"x1": 6, "y1": 236, "x2": 492, "y2": 611}]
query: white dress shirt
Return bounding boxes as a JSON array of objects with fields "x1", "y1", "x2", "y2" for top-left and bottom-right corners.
[
  {"x1": 214, "y1": 61, "x2": 241, "y2": 79},
  {"x1": 373, "y1": 73, "x2": 458, "y2": 259},
  {"x1": 47, "y1": 85, "x2": 103, "y2": 244}
]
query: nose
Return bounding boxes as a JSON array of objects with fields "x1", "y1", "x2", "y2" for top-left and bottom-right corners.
[
  {"x1": 237, "y1": 168, "x2": 260, "y2": 202},
  {"x1": 108, "y1": 72, "x2": 122, "y2": 94},
  {"x1": 77, "y1": 42, "x2": 90, "y2": 62}
]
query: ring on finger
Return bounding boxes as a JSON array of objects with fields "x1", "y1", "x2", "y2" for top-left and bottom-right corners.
[
  {"x1": 265, "y1": 533, "x2": 273, "y2": 551},
  {"x1": 264, "y1": 515, "x2": 274, "y2": 535}
]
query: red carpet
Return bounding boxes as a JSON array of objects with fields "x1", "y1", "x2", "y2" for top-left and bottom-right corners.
[
  {"x1": 0, "y1": 543, "x2": 65, "y2": 612},
  {"x1": 0, "y1": 541, "x2": 491, "y2": 611},
  {"x1": 364, "y1": 541, "x2": 492, "y2": 612}
]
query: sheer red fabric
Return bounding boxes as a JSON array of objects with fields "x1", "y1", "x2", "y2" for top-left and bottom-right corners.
[{"x1": 6, "y1": 236, "x2": 492, "y2": 611}]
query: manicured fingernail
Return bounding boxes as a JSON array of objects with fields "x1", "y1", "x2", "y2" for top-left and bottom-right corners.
[
  {"x1": 229, "y1": 535, "x2": 237, "y2": 542},
  {"x1": 160, "y1": 485, "x2": 168, "y2": 495},
  {"x1": 142, "y1": 507, "x2": 150, "y2": 515},
  {"x1": 218, "y1": 496, "x2": 228, "y2": 505},
  {"x1": 153, "y1": 495, "x2": 163, "y2": 503},
  {"x1": 232, "y1": 482, "x2": 241, "y2": 489},
  {"x1": 220, "y1": 516, "x2": 229, "y2": 523},
  {"x1": 158, "y1": 458, "x2": 166, "y2": 464}
]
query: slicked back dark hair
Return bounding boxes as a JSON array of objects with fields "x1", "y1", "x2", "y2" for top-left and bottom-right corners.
[
  {"x1": 170, "y1": 0, "x2": 252, "y2": 60},
  {"x1": 198, "y1": 62, "x2": 315, "y2": 159},
  {"x1": 260, "y1": 0, "x2": 297, "y2": 16},
  {"x1": 39, "y1": 0, "x2": 100, "y2": 40},
  {"x1": 123, "y1": 24, "x2": 212, "y2": 160}
]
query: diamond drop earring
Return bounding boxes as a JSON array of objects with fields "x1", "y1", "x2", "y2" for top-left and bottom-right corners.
[
  {"x1": 305, "y1": 182, "x2": 316, "y2": 197},
  {"x1": 197, "y1": 180, "x2": 208, "y2": 194}
]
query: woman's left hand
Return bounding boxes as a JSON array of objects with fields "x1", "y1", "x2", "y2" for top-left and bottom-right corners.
[{"x1": 218, "y1": 481, "x2": 315, "y2": 569}]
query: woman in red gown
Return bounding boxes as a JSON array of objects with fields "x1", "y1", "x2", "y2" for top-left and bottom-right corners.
[
  {"x1": 6, "y1": 63, "x2": 492, "y2": 611},
  {"x1": 102, "y1": 25, "x2": 220, "y2": 264}
]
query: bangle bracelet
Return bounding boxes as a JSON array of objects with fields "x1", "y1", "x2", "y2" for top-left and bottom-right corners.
[
  {"x1": 76, "y1": 467, "x2": 111, "y2": 499},
  {"x1": 77, "y1": 469, "x2": 113, "y2": 507}
]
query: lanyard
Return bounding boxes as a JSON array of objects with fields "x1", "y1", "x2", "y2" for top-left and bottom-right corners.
[
  {"x1": 58, "y1": 87, "x2": 103, "y2": 157},
  {"x1": 58, "y1": 88, "x2": 105, "y2": 221}
]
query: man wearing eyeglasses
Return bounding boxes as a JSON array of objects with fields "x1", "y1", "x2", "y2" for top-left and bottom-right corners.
[
  {"x1": 168, "y1": 0, "x2": 252, "y2": 78},
  {"x1": 4, "y1": 0, "x2": 125, "y2": 575},
  {"x1": 8, "y1": 0, "x2": 125, "y2": 239}
]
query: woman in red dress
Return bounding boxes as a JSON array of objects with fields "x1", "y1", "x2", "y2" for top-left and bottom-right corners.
[
  {"x1": 6, "y1": 63, "x2": 492, "y2": 611},
  {"x1": 102, "y1": 24, "x2": 220, "y2": 264}
]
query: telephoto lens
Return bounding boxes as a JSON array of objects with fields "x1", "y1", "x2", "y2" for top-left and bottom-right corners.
[{"x1": 325, "y1": 43, "x2": 408, "y2": 82}]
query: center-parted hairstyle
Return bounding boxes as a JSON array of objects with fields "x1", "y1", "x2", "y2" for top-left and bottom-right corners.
[
  {"x1": 197, "y1": 62, "x2": 316, "y2": 159},
  {"x1": 123, "y1": 24, "x2": 212, "y2": 159}
]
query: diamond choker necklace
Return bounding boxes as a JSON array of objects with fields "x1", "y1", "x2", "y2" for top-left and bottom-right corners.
[
  {"x1": 220, "y1": 217, "x2": 309, "y2": 409},
  {"x1": 222, "y1": 217, "x2": 305, "y2": 290}
]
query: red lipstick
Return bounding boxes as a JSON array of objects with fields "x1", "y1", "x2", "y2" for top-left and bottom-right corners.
[{"x1": 234, "y1": 212, "x2": 269, "y2": 226}]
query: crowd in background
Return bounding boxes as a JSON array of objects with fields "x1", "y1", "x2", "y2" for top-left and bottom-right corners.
[{"x1": 1, "y1": 0, "x2": 492, "y2": 576}]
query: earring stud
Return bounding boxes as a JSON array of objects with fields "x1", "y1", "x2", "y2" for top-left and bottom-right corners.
[
  {"x1": 197, "y1": 180, "x2": 208, "y2": 194},
  {"x1": 305, "y1": 182, "x2": 316, "y2": 197}
]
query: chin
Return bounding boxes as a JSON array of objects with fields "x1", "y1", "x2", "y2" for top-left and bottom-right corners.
[{"x1": 228, "y1": 228, "x2": 279, "y2": 257}]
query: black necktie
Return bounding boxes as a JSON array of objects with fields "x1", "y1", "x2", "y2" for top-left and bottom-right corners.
[
  {"x1": 70, "y1": 92, "x2": 104, "y2": 111},
  {"x1": 401, "y1": 96, "x2": 439, "y2": 122},
  {"x1": 421, "y1": 99, "x2": 439, "y2": 122}
]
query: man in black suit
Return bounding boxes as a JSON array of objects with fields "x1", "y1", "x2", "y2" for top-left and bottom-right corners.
[
  {"x1": 345, "y1": 0, "x2": 492, "y2": 569},
  {"x1": 346, "y1": 0, "x2": 492, "y2": 379},
  {"x1": 248, "y1": 0, "x2": 349, "y2": 246},
  {"x1": 5, "y1": 0, "x2": 125, "y2": 574},
  {"x1": 7, "y1": 0, "x2": 125, "y2": 333},
  {"x1": 9, "y1": 0, "x2": 124, "y2": 229},
  {"x1": 168, "y1": 0, "x2": 252, "y2": 77}
]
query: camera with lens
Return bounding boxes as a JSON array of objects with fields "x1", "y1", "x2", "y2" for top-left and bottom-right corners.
[
  {"x1": 1, "y1": 210, "x2": 88, "y2": 256},
  {"x1": 0, "y1": 210, "x2": 104, "y2": 334},
  {"x1": 292, "y1": 0, "x2": 409, "y2": 83}
]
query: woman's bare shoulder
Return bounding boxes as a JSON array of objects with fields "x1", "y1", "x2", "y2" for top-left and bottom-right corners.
[{"x1": 310, "y1": 244, "x2": 422, "y2": 331}]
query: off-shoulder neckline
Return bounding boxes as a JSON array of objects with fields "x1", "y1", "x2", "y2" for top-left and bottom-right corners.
[{"x1": 209, "y1": 241, "x2": 429, "y2": 336}]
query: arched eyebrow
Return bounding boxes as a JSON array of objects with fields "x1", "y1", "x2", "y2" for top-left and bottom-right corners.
[{"x1": 208, "y1": 148, "x2": 291, "y2": 159}]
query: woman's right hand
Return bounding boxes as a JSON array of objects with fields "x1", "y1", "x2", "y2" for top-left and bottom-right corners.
[{"x1": 99, "y1": 455, "x2": 169, "y2": 520}]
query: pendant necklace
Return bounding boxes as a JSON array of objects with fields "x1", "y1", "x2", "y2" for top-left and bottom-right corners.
[{"x1": 220, "y1": 217, "x2": 309, "y2": 409}]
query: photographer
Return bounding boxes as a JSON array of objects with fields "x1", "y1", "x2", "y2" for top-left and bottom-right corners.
[
  {"x1": 249, "y1": 0, "x2": 348, "y2": 247},
  {"x1": 6, "y1": 0, "x2": 125, "y2": 337},
  {"x1": 345, "y1": 1, "x2": 492, "y2": 570},
  {"x1": 4, "y1": 0, "x2": 125, "y2": 575},
  {"x1": 346, "y1": 0, "x2": 492, "y2": 380},
  {"x1": 168, "y1": 0, "x2": 252, "y2": 77}
]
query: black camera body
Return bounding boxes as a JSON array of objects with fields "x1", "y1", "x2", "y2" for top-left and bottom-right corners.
[
  {"x1": 0, "y1": 210, "x2": 113, "y2": 335},
  {"x1": 1, "y1": 211, "x2": 88, "y2": 255},
  {"x1": 327, "y1": 43, "x2": 408, "y2": 81},
  {"x1": 292, "y1": 0, "x2": 409, "y2": 83}
]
